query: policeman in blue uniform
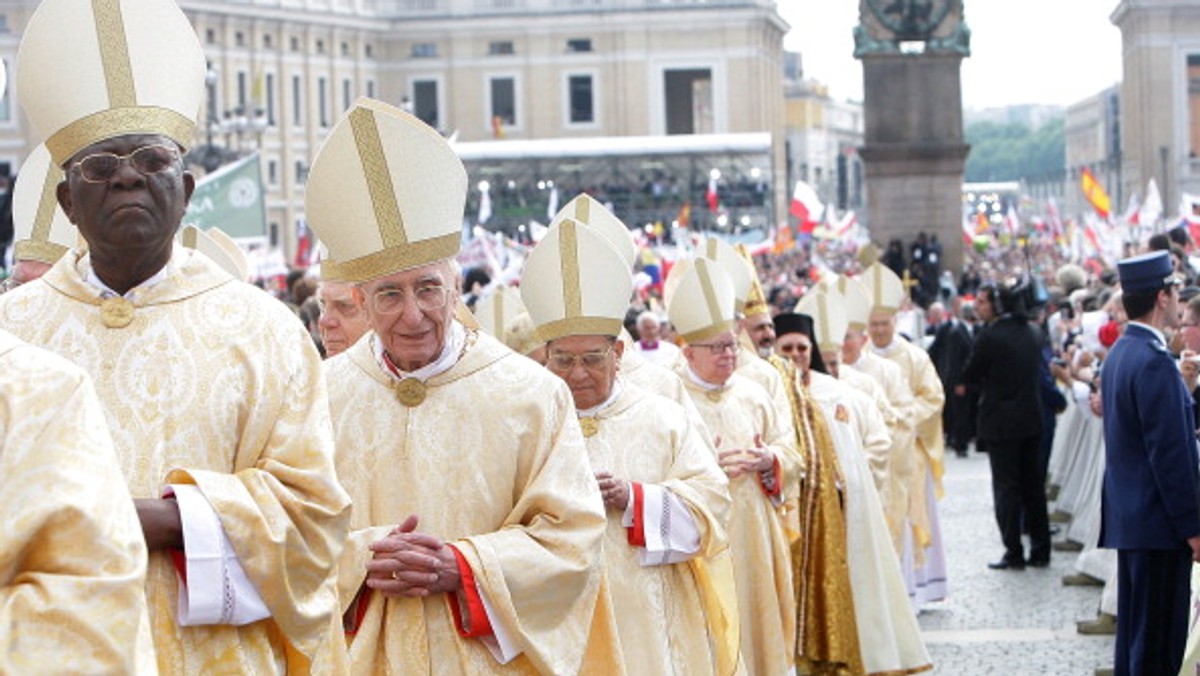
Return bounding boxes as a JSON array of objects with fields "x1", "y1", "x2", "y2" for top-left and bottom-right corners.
[{"x1": 1100, "y1": 250, "x2": 1200, "y2": 676}]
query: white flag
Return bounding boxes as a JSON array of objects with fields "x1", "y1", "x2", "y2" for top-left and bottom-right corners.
[
  {"x1": 478, "y1": 182, "x2": 492, "y2": 225},
  {"x1": 546, "y1": 185, "x2": 559, "y2": 221},
  {"x1": 1139, "y1": 178, "x2": 1163, "y2": 226}
]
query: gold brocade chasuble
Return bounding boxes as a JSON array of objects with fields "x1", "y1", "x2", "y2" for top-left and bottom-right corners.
[
  {"x1": 767, "y1": 358, "x2": 863, "y2": 676},
  {"x1": 0, "y1": 330, "x2": 157, "y2": 674},
  {"x1": 0, "y1": 248, "x2": 353, "y2": 675},
  {"x1": 681, "y1": 371, "x2": 797, "y2": 676},
  {"x1": 583, "y1": 381, "x2": 734, "y2": 676},
  {"x1": 326, "y1": 330, "x2": 608, "y2": 675}
]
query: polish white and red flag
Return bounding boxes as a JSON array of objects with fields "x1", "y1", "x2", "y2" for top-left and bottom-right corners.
[{"x1": 790, "y1": 180, "x2": 824, "y2": 234}]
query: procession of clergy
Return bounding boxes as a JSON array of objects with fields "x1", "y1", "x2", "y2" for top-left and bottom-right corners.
[{"x1": 0, "y1": 1, "x2": 949, "y2": 674}]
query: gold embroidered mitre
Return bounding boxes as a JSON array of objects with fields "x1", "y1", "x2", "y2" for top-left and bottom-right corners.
[
  {"x1": 473, "y1": 285, "x2": 526, "y2": 339},
  {"x1": 17, "y1": 0, "x2": 206, "y2": 165},
  {"x1": 666, "y1": 257, "x2": 736, "y2": 345},
  {"x1": 700, "y1": 237, "x2": 751, "y2": 314},
  {"x1": 838, "y1": 276, "x2": 872, "y2": 332},
  {"x1": 13, "y1": 144, "x2": 78, "y2": 264},
  {"x1": 550, "y1": 193, "x2": 636, "y2": 269},
  {"x1": 305, "y1": 98, "x2": 467, "y2": 282},
  {"x1": 521, "y1": 219, "x2": 632, "y2": 341},
  {"x1": 859, "y1": 262, "x2": 906, "y2": 317},
  {"x1": 178, "y1": 225, "x2": 248, "y2": 281},
  {"x1": 795, "y1": 288, "x2": 848, "y2": 354},
  {"x1": 735, "y1": 243, "x2": 769, "y2": 319}
]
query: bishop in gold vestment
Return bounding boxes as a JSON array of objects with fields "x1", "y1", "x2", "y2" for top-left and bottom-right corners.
[
  {"x1": 328, "y1": 329, "x2": 607, "y2": 674},
  {"x1": 0, "y1": 250, "x2": 353, "y2": 673},
  {"x1": 0, "y1": 329, "x2": 156, "y2": 674}
]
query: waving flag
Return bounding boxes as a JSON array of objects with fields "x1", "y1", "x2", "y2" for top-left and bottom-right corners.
[
  {"x1": 790, "y1": 180, "x2": 824, "y2": 234},
  {"x1": 1080, "y1": 168, "x2": 1111, "y2": 220}
]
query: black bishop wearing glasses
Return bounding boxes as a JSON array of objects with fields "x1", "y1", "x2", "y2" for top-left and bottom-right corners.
[{"x1": 0, "y1": 0, "x2": 352, "y2": 671}]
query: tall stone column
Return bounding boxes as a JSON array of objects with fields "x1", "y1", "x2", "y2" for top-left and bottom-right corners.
[{"x1": 855, "y1": 0, "x2": 971, "y2": 283}]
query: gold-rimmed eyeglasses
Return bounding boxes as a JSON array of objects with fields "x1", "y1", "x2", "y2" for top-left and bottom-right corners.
[
  {"x1": 70, "y1": 144, "x2": 182, "y2": 183},
  {"x1": 367, "y1": 285, "x2": 451, "y2": 315},
  {"x1": 692, "y1": 340, "x2": 737, "y2": 355},
  {"x1": 547, "y1": 346, "x2": 614, "y2": 372}
]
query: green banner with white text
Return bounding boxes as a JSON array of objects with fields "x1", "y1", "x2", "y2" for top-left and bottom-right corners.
[{"x1": 183, "y1": 153, "x2": 266, "y2": 239}]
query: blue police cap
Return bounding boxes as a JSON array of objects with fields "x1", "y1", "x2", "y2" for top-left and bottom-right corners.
[{"x1": 1117, "y1": 250, "x2": 1183, "y2": 293}]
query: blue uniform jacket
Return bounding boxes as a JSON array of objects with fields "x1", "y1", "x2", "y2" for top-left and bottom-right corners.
[{"x1": 1100, "y1": 323, "x2": 1200, "y2": 549}]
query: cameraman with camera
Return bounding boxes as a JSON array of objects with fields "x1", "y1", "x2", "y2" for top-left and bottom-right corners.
[{"x1": 963, "y1": 279, "x2": 1051, "y2": 570}]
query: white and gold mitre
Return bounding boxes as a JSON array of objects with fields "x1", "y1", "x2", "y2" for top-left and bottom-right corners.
[
  {"x1": 549, "y1": 193, "x2": 636, "y2": 269},
  {"x1": 521, "y1": 219, "x2": 632, "y2": 342},
  {"x1": 179, "y1": 225, "x2": 248, "y2": 281},
  {"x1": 736, "y1": 243, "x2": 770, "y2": 318},
  {"x1": 473, "y1": 285, "x2": 526, "y2": 339},
  {"x1": 306, "y1": 98, "x2": 467, "y2": 282},
  {"x1": 838, "y1": 276, "x2": 872, "y2": 331},
  {"x1": 700, "y1": 237, "x2": 751, "y2": 313},
  {"x1": 860, "y1": 262, "x2": 906, "y2": 316},
  {"x1": 795, "y1": 288, "x2": 848, "y2": 353},
  {"x1": 662, "y1": 256, "x2": 694, "y2": 307},
  {"x1": 13, "y1": 144, "x2": 77, "y2": 264},
  {"x1": 17, "y1": 0, "x2": 206, "y2": 166},
  {"x1": 667, "y1": 257, "x2": 737, "y2": 344}
]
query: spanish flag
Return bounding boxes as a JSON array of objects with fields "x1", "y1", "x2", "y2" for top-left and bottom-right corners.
[{"x1": 1080, "y1": 168, "x2": 1111, "y2": 220}]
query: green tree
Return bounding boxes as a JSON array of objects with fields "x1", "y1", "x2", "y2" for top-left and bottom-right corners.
[{"x1": 964, "y1": 118, "x2": 1064, "y2": 183}]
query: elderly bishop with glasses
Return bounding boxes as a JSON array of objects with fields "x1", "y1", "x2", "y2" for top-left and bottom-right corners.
[
  {"x1": 521, "y1": 218, "x2": 736, "y2": 675},
  {"x1": 310, "y1": 98, "x2": 609, "y2": 675},
  {"x1": 0, "y1": 0, "x2": 353, "y2": 673},
  {"x1": 666, "y1": 257, "x2": 801, "y2": 676}
]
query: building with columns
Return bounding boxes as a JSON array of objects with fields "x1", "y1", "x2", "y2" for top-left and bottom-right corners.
[
  {"x1": 1111, "y1": 0, "x2": 1200, "y2": 216},
  {"x1": 0, "y1": 0, "x2": 789, "y2": 259}
]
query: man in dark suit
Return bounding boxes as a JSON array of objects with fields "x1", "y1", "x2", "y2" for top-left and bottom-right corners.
[
  {"x1": 1100, "y1": 250, "x2": 1200, "y2": 676},
  {"x1": 930, "y1": 297, "x2": 975, "y2": 457},
  {"x1": 962, "y1": 282, "x2": 1049, "y2": 570}
]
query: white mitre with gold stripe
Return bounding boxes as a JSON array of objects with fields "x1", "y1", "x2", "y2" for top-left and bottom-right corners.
[
  {"x1": 17, "y1": 0, "x2": 206, "y2": 165},
  {"x1": 860, "y1": 262, "x2": 906, "y2": 316},
  {"x1": 473, "y1": 285, "x2": 526, "y2": 339},
  {"x1": 306, "y1": 98, "x2": 467, "y2": 282},
  {"x1": 838, "y1": 276, "x2": 872, "y2": 332},
  {"x1": 549, "y1": 193, "x2": 636, "y2": 269},
  {"x1": 521, "y1": 219, "x2": 632, "y2": 342},
  {"x1": 700, "y1": 237, "x2": 751, "y2": 313},
  {"x1": 178, "y1": 225, "x2": 248, "y2": 281},
  {"x1": 13, "y1": 144, "x2": 78, "y2": 264},
  {"x1": 667, "y1": 257, "x2": 736, "y2": 345},
  {"x1": 795, "y1": 288, "x2": 848, "y2": 354}
]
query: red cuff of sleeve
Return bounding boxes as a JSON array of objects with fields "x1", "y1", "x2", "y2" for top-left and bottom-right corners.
[
  {"x1": 626, "y1": 482, "x2": 646, "y2": 547},
  {"x1": 758, "y1": 456, "x2": 782, "y2": 498},
  {"x1": 446, "y1": 544, "x2": 494, "y2": 638},
  {"x1": 168, "y1": 548, "x2": 187, "y2": 585},
  {"x1": 343, "y1": 586, "x2": 373, "y2": 635}
]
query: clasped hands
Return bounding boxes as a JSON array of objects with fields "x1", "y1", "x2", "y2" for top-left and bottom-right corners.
[
  {"x1": 595, "y1": 472, "x2": 630, "y2": 511},
  {"x1": 716, "y1": 434, "x2": 775, "y2": 478},
  {"x1": 366, "y1": 514, "x2": 461, "y2": 598}
]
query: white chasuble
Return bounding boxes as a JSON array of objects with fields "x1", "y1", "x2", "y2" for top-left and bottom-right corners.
[
  {"x1": 0, "y1": 248, "x2": 353, "y2": 674},
  {"x1": 682, "y1": 372, "x2": 797, "y2": 676},
  {"x1": 0, "y1": 330, "x2": 156, "y2": 674},
  {"x1": 584, "y1": 381, "x2": 733, "y2": 676},
  {"x1": 808, "y1": 372, "x2": 932, "y2": 676},
  {"x1": 327, "y1": 330, "x2": 608, "y2": 675}
]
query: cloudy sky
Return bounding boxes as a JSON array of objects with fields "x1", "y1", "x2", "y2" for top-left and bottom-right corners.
[{"x1": 777, "y1": 1, "x2": 1124, "y2": 109}]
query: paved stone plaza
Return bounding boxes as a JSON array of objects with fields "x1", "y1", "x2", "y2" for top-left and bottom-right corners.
[{"x1": 918, "y1": 451, "x2": 1114, "y2": 675}]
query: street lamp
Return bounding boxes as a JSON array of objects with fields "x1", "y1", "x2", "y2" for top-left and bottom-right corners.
[{"x1": 184, "y1": 62, "x2": 267, "y2": 174}]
